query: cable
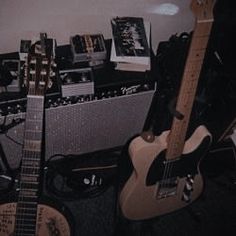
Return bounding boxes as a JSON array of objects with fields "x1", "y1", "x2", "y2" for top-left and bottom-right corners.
[{"x1": 45, "y1": 152, "x2": 118, "y2": 201}]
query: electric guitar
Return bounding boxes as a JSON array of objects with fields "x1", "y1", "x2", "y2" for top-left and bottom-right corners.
[
  {"x1": 119, "y1": 0, "x2": 215, "y2": 220},
  {"x1": 0, "y1": 34, "x2": 71, "y2": 235}
]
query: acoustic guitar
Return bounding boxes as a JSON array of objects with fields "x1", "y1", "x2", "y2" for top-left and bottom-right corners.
[
  {"x1": 119, "y1": 0, "x2": 215, "y2": 220},
  {"x1": 0, "y1": 34, "x2": 71, "y2": 235}
]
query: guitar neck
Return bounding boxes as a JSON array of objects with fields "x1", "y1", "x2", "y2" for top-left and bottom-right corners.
[
  {"x1": 20, "y1": 95, "x2": 44, "y2": 193},
  {"x1": 15, "y1": 95, "x2": 44, "y2": 233},
  {"x1": 166, "y1": 19, "x2": 213, "y2": 160}
]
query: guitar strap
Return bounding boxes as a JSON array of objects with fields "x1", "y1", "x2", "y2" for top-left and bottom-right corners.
[{"x1": 0, "y1": 141, "x2": 11, "y2": 173}]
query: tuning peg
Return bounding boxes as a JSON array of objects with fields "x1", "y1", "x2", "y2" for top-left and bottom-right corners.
[
  {"x1": 50, "y1": 71, "x2": 56, "y2": 77},
  {"x1": 51, "y1": 60, "x2": 57, "y2": 67},
  {"x1": 30, "y1": 58, "x2": 37, "y2": 65},
  {"x1": 47, "y1": 78, "x2": 53, "y2": 88},
  {"x1": 30, "y1": 70, "x2": 36, "y2": 75},
  {"x1": 42, "y1": 58, "x2": 49, "y2": 65}
]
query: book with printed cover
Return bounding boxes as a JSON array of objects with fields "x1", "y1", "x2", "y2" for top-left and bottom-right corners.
[{"x1": 110, "y1": 17, "x2": 151, "y2": 72}]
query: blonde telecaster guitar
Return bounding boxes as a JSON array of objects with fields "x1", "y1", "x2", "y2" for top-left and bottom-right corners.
[
  {"x1": 0, "y1": 34, "x2": 71, "y2": 235},
  {"x1": 119, "y1": 0, "x2": 215, "y2": 220}
]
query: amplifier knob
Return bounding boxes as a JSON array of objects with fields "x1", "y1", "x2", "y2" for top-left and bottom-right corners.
[
  {"x1": 16, "y1": 104, "x2": 23, "y2": 113},
  {"x1": 7, "y1": 106, "x2": 13, "y2": 114},
  {"x1": 62, "y1": 100, "x2": 68, "y2": 105}
]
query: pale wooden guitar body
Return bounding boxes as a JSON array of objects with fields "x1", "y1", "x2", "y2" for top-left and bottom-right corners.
[
  {"x1": 0, "y1": 202, "x2": 71, "y2": 236},
  {"x1": 119, "y1": 125, "x2": 211, "y2": 220}
]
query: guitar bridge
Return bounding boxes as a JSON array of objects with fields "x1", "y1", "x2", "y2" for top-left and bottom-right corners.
[{"x1": 156, "y1": 177, "x2": 178, "y2": 199}]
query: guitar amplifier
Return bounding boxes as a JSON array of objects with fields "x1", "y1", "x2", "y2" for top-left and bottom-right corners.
[{"x1": 0, "y1": 87, "x2": 155, "y2": 170}]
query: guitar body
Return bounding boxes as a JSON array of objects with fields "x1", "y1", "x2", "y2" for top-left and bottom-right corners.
[
  {"x1": 119, "y1": 125, "x2": 211, "y2": 220},
  {"x1": 0, "y1": 202, "x2": 71, "y2": 236}
]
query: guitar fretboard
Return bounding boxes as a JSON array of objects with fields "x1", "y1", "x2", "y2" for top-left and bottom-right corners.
[
  {"x1": 166, "y1": 19, "x2": 213, "y2": 160},
  {"x1": 14, "y1": 95, "x2": 44, "y2": 235}
]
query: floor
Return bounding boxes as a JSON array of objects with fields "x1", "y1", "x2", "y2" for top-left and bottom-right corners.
[{"x1": 115, "y1": 141, "x2": 236, "y2": 236}]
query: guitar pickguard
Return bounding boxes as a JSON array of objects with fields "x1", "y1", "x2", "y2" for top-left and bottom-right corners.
[{"x1": 146, "y1": 135, "x2": 211, "y2": 186}]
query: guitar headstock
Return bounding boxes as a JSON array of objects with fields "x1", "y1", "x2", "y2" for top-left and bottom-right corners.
[
  {"x1": 25, "y1": 33, "x2": 56, "y2": 96},
  {"x1": 191, "y1": 0, "x2": 215, "y2": 22}
]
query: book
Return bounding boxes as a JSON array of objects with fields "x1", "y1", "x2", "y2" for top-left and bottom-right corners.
[{"x1": 110, "y1": 17, "x2": 151, "y2": 72}]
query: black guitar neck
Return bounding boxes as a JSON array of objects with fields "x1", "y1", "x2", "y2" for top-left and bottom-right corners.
[{"x1": 14, "y1": 95, "x2": 44, "y2": 234}]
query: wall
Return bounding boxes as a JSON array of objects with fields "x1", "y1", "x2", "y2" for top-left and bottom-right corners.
[{"x1": 0, "y1": 0, "x2": 194, "y2": 53}]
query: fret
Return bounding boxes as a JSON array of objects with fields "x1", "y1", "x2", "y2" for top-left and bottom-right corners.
[
  {"x1": 190, "y1": 36, "x2": 209, "y2": 51},
  {"x1": 24, "y1": 130, "x2": 43, "y2": 141},
  {"x1": 22, "y1": 159, "x2": 40, "y2": 167},
  {"x1": 20, "y1": 175, "x2": 40, "y2": 182},
  {"x1": 25, "y1": 106, "x2": 44, "y2": 115},
  {"x1": 15, "y1": 207, "x2": 37, "y2": 214},
  {"x1": 20, "y1": 175, "x2": 39, "y2": 182},
  {"x1": 19, "y1": 183, "x2": 39, "y2": 193},
  {"x1": 18, "y1": 190, "x2": 37, "y2": 197},
  {"x1": 17, "y1": 195, "x2": 38, "y2": 202},
  {"x1": 19, "y1": 188, "x2": 38, "y2": 192},
  {"x1": 15, "y1": 230, "x2": 36, "y2": 236},
  {"x1": 15, "y1": 227, "x2": 36, "y2": 233},
  {"x1": 17, "y1": 205, "x2": 38, "y2": 210},
  {"x1": 194, "y1": 21, "x2": 213, "y2": 36},
  {"x1": 23, "y1": 139, "x2": 42, "y2": 152},
  {"x1": 15, "y1": 225, "x2": 36, "y2": 231},
  {"x1": 188, "y1": 48, "x2": 205, "y2": 61},
  {"x1": 15, "y1": 226, "x2": 36, "y2": 233},
  {"x1": 15, "y1": 220, "x2": 37, "y2": 229},
  {"x1": 16, "y1": 211, "x2": 37, "y2": 216},
  {"x1": 24, "y1": 121, "x2": 43, "y2": 134},
  {"x1": 19, "y1": 187, "x2": 39, "y2": 193},
  {"x1": 26, "y1": 95, "x2": 44, "y2": 104},
  {"x1": 21, "y1": 165, "x2": 40, "y2": 170},
  {"x1": 22, "y1": 157, "x2": 41, "y2": 162},
  {"x1": 25, "y1": 110, "x2": 44, "y2": 121},
  {"x1": 21, "y1": 167, "x2": 40, "y2": 177},
  {"x1": 18, "y1": 188, "x2": 39, "y2": 197},
  {"x1": 17, "y1": 201, "x2": 37, "y2": 206},
  {"x1": 185, "y1": 60, "x2": 202, "y2": 73}
]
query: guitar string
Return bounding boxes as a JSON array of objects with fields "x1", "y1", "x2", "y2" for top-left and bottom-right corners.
[
  {"x1": 159, "y1": 131, "x2": 172, "y2": 198},
  {"x1": 17, "y1": 143, "x2": 40, "y2": 233},
  {"x1": 162, "y1": 132, "x2": 174, "y2": 198},
  {"x1": 17, "y1": 153, "x2": 36, "y2": 234},
  {"x1": 18, "y1": 130, "x2": 42, "y2": 233},
  {"x1": 16, "y1": 98, "x2": 44, "y2": 235}
]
